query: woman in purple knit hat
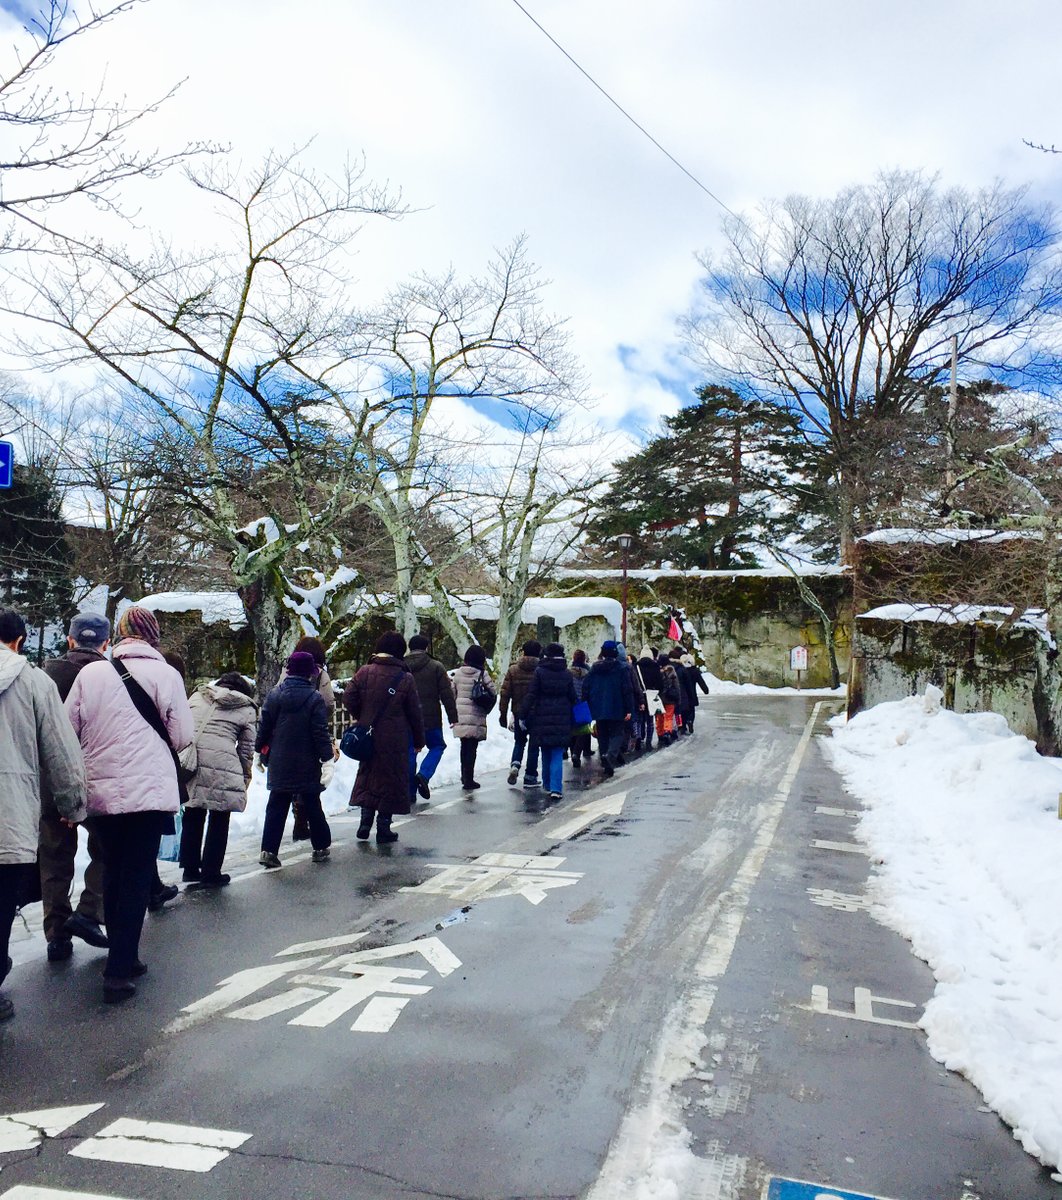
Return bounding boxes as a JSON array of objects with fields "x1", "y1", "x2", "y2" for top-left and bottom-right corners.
[{"x1": 65, "y1": 606, "x2": 193, "y2": 1003}]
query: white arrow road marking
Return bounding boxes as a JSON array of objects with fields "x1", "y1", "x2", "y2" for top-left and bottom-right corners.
[
  {"x1": 1, "y1": 1188, "x2": 137, "y2": 1199},
  {"x1": 274, "y1": 932, "x2": 367, "y2": 957},
  {"x1": 330, "y1": 937, "x2": 462, "y2": 978},
  {"x1": 811, "y1": 839, "x2": 869, "y2": 855},
  {"x1": 163, "y1": 956, "x2": 329, "y2": 1033},
  {"x1": 549, "y1": 791, "x2": 628, "y2": 841},
  {"x1": 0, "y1": 1106, "x2": 104, "y2": 1154},
  {"x1": 70, "y1": 1118, "x2": 250, "y2": 1173}
]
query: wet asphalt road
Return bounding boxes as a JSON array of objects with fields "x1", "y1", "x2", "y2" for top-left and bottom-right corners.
[{"x1": 0, "y1": 695, "x2": 1058, "y2": 1200}]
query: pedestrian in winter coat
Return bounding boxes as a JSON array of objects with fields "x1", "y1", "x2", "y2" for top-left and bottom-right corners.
[
  {"x1": 277, "y1": 635, "x2": 336, "y2": 711},
  {"x1": 568, "y1": 649, "x2": 593, "y2": 767},
  {"x1": 521, "y1": 643, "x2": 577, "y2": 803},
  {"x1": 452, "y1": 644, "x2": 496, "y2": 791},
  {"x1": 499, "y1": 640, "x2": 542, "y2": 787},
  {"x1": 680, "y1": 654, "x2": 710, "y2": 733},
  {"x1": 344, "y1": 632, "x2": 425, "y2": 843},
  {"x1": 39, "y1": 612, "x2": 110, "y2": 964},
  {"x1": 0, "y1": 609, "x2": 87, "y2": 1023},
  {"x1": 180, "y1": 673, "x2": 257, "y2": 887},
  {"x1": 258, "y1": 651, "x2": 335, "y2": 866},
  {"x1": 669, "y1": 648, "x2": 696, "y2": 735},
  {"x1": 635, "y1": 646, "x2": 663, "y2": 751},
  {"x1": 656, "y1": 654, "x2": 682, "y2": 743},
  {"x1": 405, "y1": 634, "x2": 459, "y2": 803},
  {"x1": 617, "y1": 643, "x2": 646, "y2": 756},
  {"x1": 585, "y1": 641, "x2": 634, "y2": 776},
  {"x1": 65, "y1": 605, "x2": 193, "y2": 1004}
]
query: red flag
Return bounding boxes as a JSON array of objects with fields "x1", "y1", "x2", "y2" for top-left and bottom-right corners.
[{"x1": 667, "y1": 616, "x2": 681, "y2": 641}]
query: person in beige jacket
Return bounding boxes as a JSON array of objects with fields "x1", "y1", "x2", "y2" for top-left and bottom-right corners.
[{"x1": 452, "y1": 645, "x2": 496, "y2": 791}]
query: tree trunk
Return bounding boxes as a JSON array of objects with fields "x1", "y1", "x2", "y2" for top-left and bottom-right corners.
[
  {"x1": 492, "y1": 600, "x2": 525, "y2": 680},
  {"x1": 238, "y1": 571, "x2": 295, "y2": 698},
  {"x1": 392, "y1": 536, "x2": 420, "y2": 639}
]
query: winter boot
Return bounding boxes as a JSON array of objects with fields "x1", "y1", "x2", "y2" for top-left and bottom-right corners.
[
  {"x1": 376, "y1": 814, "x2": 398, "y2": 844},
  {"x1": 356, "y1": 808, "x2": 373, "y2": 840}
]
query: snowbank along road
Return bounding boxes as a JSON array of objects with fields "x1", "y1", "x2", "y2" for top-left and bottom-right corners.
[{"x1": 0, "y1": 695, "x2": 1056, "y2": 1200}]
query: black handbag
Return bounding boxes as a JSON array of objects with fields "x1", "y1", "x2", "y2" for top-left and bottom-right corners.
[
  {"x1": 471, "y1": 669, "x2": 496, "y2": 713},
  {"x1": 340, "y1": 669, "x2": 405, "y2": 762}
]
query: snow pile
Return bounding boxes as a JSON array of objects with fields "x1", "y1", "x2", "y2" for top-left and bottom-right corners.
[
  {"x1": 234, "y1": 715, "x2": 516, "y2": 839},
  {"x1": 826, "y1": 690, "x2": 1062, "y2": 1170},
  {"x1": 860, "y1": 602, "x2": 1052, "y2": 641},
  {"x1": 702, "y1": 670, "x2": 844, "y2": 698},
  {"x1": 562, "y1": 564, "x2": 846, "y2": 580},
  {"x1": 123, "y1": 592, "x2": 247, "y2": 630},
  {"x1": 858, "y1": 527, "x2": 1041, "y2": 546}
]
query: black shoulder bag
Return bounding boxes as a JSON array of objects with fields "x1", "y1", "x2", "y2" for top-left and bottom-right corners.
[
  {"x1": 340, "y1": 670, "x2": 405, "y2": 763},
  {"x1": 471, "y1": 669, "x2": 497, "y2": 713}
]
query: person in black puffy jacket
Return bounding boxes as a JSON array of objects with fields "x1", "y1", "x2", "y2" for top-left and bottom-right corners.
[
  {"x1": 521, "y1": 643, "x2": 577, "y2": 804},
  {"x1": 256, "y1": 651, "x2": 334, "y2": 868}
]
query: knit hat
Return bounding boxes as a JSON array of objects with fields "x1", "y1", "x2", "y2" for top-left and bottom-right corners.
[
  {"x1": 69, "y1": 612, "x2": 110, "y2": 647},
  {"x1": 286, "y1": 650, "x2": 317, "y2": 678},
  {"x1": 117, "y1": 606, "x2": 160, "y2": 647}
]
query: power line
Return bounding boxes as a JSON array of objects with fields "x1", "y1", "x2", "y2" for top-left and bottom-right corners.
[{"x1": 508, "y1": 0, "x2": 742, "y2": 223}]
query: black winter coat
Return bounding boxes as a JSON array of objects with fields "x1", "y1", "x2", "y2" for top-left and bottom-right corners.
[
  {"x1": 637, "y1": 656, "x2": 663, "y2": 692},
  {"x1": 585, "y1": 658, "x2": 634, "y2": 721},
  {"x1": 521, "y1": 657, "x2": 577, "y2": 748},
  {"x1": 256, "y1": 676, "x2": 333, "y2": 793},
  {"x1": 671, "y1": 661, "x2": 696, "y2": 713},
  {"x1": 44, "y1": 647, "x2": 107, "y2": 702}
]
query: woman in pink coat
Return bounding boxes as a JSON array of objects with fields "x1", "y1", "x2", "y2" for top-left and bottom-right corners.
[{"x1": 66, "y1": 607, "x2": 193, "y2": 1003}]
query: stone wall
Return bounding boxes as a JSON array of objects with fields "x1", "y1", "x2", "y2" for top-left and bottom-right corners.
[{"x1": 555, "y1": 571, "x2": 853, "y2": 689}]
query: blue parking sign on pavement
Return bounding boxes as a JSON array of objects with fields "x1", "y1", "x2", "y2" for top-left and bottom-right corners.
[
  {"x1": 0, "y1": 440, "x2": 12, "y2": 488},
  {"x1": 766, "y1": 1179, "x2": 897, "y2": 1200}
]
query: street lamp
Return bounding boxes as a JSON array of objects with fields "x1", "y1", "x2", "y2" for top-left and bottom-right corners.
[{"x1": 617, "y1": 533, "x2": 633, "y2": 646}]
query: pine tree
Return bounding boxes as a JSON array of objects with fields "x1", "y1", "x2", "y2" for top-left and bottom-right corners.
[
  {"x1": 0, "y1": 463, "x2": 74, "y2": 659},
  {"x1": 587, "y1": 385, "x2": 811, "y2": 569}
]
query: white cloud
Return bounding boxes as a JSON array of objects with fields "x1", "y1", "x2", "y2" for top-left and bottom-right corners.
[{"x1": 3, "y1": 0, "x2": 1061, "y2": 432}]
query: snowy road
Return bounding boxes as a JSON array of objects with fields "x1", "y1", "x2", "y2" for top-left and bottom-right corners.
[{"x1": 0, "y1": 696, "x2": 1056, "y2": 1200}]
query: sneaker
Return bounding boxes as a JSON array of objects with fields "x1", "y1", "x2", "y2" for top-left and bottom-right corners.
[
  {"x1": 415, "y1": 774, "x2": 431, "y2": 800},
  {"x1": 0, "y1": 993, "x2": 13, "y2": 1021},
  {"x1": 148, "y1": 884, "x2": 179, "y2": 912},
  {"x1": 64, "y1": 912, "x2": 109, "y2": 947},
  {"x1": 549, "y1": 791, "x2": 562, "y2": 804},
  {"x1": 47, "y1": 938, "x2": 73, "y2": 962},
  {"x1": 523, "y1": 775, "x2": 540, "y2": 789},
  {"x1": 182, "y1": 868, "x2": 202, "y2": 883},
  {"x1": 507, "y1": 766, "x2": 519, "y2": 785},
  {"x1": 199, "y1": 874, "x2": 231, "y2": 887},
  {"x1": 311, "y1": 848, "x2": 330, "y2": 863},
  {"x1": 601, "y1": 759, "x2": 615, "y2": 777},
  {"x1": 462, "y1": 780, "x2": 481, "y2": 791},
  {"x1": 259, "y1": 851, "x2": 282, "y2": 869}
]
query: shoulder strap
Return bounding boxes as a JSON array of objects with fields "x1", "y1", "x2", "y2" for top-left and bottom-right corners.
[{"x1": 113, "y1": 660, "x2": 174, "y2": 751}]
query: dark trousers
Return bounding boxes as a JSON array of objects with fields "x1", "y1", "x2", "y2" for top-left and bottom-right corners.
[
  {"x1": 596, "y1": 718, "x2": 625, "y2": 765},
  {"x1": 460, "y1": 737, "x2": 479, "y2": 785},
  {"x1": 180, "y1": 807, "x2": 231, "y2": 877},
  {"x1": 92, "y1": 812, "x2": 162, "y2": 980},
  {"x1": 510, "y1": 725, "x2": 540, "y2": 777},
  {"x1": 0, "y1": 863, "x2": 33, "y2": 984},
  {"x1": 569, "y1": 731, "x2": 592, "y2": 762},
  {"x1": 39, "y1": 797, "x2": 105, "y2": 941},
  {"x1": 262, "y1": 790, "x2": 331, "y2": 855}
]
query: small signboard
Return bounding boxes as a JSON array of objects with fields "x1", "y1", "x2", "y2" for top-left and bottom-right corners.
[
  {"x1": 0, "y1": 440, "x2": 12, "y2": 489},
  {"x1": 790, "y1": 645, "x2": 809, "y2": 672},
  {"x1": 765, "y1": 1178, "x2": 896, "y2": 1200}
]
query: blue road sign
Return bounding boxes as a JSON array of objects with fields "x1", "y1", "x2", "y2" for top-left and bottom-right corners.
[
  {"x1": 0, "y1": 440, "x2": 12, "y2": 489},
  {"x1": 766, "y1": 1179, "x2": 898, "y2": 1200}
]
